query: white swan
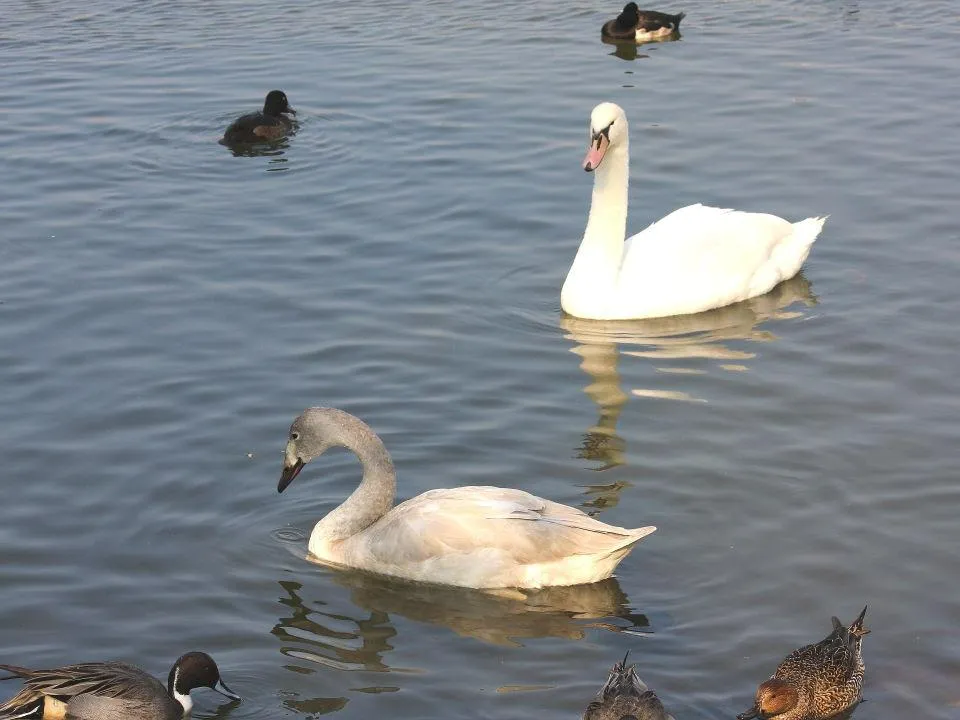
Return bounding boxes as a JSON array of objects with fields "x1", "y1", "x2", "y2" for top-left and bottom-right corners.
[
  {"x1": 278, "y1": 408, "x2": 656, "y2": 589},
  {"x1": 561, "y1": 103, "x2": 826, "y2": 320}
]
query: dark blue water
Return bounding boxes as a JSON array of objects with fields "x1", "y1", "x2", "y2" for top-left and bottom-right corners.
[{"x1": 2, "y1": 0, "x2": 959, "y2": 718}]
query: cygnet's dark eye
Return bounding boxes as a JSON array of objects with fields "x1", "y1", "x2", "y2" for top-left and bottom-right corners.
[{"x1": 291, "y1": 432, "x2": 300, "y2": 441}]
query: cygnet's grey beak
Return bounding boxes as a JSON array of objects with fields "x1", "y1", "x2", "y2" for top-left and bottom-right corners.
[
  {"x1": 278, "y1": 457, "x2": 305, "y2": 493},
  {"x1": 213, "y1": 678, "x2": 241, "y2": 702}
]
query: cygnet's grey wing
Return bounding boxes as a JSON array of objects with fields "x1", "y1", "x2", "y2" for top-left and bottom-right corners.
[{"x1": 362, "y1": 486, "x2": 647, "y2": 566}]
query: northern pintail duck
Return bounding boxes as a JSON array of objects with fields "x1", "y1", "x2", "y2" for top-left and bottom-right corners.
[
  {"x1": 222, "y1": 89, "x2": 296, "y2": 144},
  {"x1": 601, "y1": 3, "x2": 685, "y2": 42},
  {"x1": 583, "y1": 653, "x2": 674, "y2": 720},
  {"x1": 0, "y1": 651, "x2": 239, "y2": 720},
  {"x1": 278, "y1": 407, "x2": 656, "y2": 588},
  {"x1": 738, "y1": 606, "x2": 869, "y2": 720}
]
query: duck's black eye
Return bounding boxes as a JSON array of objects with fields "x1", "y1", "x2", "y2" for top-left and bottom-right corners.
[{"x1": 291, "y1": 432, "x2": 300, "y2": 441}]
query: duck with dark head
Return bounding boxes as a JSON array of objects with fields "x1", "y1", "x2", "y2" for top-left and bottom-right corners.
[
  {"x1": 601, "y1": 3, "x2": 685, "y2": 43},
  {"x1": 222, "y1": 89, "x2": 296, "y2": 144}
]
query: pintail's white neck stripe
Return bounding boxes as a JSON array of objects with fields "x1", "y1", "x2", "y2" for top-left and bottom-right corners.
[{"x1": 171, "y1": 668, "x2": 193, "y2": 715}]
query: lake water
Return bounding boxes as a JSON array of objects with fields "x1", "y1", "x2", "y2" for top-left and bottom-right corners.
[{"x1": 2, "y1": 0, "x2": 959, "y2": 718}]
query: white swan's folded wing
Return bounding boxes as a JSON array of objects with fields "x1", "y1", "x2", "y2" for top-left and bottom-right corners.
[{"x1": 617, "y1": 204, "x2": 810, "y2": 316}]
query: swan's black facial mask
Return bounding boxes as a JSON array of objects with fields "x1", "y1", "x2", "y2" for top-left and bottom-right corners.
[{"x1": 584, "y1": 123, "x2": 613, "y2": 172}]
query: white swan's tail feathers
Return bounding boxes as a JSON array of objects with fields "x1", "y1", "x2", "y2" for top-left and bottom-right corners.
[
  {"x1": 792, "y1": 215, "x2": 827, "y2": 248},
  {"x1": 774, "y1": 215, "x2": 826, "y2": 279},
  {"x1": 793, "y1": 215, "x2": 827, "y2": 247}
]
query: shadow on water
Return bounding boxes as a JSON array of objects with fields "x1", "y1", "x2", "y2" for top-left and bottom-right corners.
[
  {"x1": 561, "y1": 275, "x2": 817, "y2": 471},
  {"x1": 272, "y1": 571, "x2": 648, "y2": 659}
]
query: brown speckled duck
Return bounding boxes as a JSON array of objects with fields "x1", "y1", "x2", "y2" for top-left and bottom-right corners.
[
  {"x1": 601, "y1": 3, "x2": 685, "y2": 43},
  {"x1": 738, "y1": 606, "x2": 869, "y2": 720},
  {"x1": 583, "y1": 653, "x2": 674, "y2": 720},
  {"x1": 222, "y1": 90, "x2": 296, "y2": 144}
]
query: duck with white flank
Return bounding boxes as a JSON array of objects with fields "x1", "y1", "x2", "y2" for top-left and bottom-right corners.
[
  {"x1": 278, "y1": 408, "x2": 656, "y2": 589},
  {"x1": 602, "y1": 3, "x2": 685, "y2": 43},
  {"x1": 0, "y1": 651, "x2": 238, "y2": 720},
  {"x1": 562, "y1": 103, "x2": 825, "y2": 320},
  {"x1": 738, "y1": 606, "x2": 869, "y2": 720}
]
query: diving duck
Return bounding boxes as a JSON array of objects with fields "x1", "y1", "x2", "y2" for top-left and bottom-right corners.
[
  {"x1": 601, "y1": 3, "x2": 685, "y2": 42},
  {"x1": 222, "y1": 89, "x2": 296, "y2": 144},
  {"x1": 583, "y1": 653, "x2": 674, "y2": 720}
]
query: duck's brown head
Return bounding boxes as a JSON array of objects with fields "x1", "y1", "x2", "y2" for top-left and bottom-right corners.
[{"x1": 738, "y1": 679, "x2": 799, "y2": 719}]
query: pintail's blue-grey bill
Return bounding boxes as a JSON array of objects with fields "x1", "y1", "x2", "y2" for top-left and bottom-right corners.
[{"x1": 214, "y1": 678, "x2": 241, "y2": 702}]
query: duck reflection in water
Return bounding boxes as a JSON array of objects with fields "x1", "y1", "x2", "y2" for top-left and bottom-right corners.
[
  {"x1": 224, "y1": 139, "x2": 293, "y2": 163},
  {"x1": 601, "y1": 37, "x2": 651, "y2": 62},
  {"x1": 562, "y1": 275, "x2": 816, "y2": 472},
  {"x1": 273, "y1": 571, "x2": 648, "y2": 657}
]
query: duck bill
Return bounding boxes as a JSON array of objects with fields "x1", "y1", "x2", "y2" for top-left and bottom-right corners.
[
  {"x1": 736, "y1": 708, "x2": 761, "y2": 720},
  {"x1": 214, "y1": 678, "x2": 241, "y2": 702},
  {"x1": 278, "y1": 457, "x2": 305, "y2": 493},
  {"x1": 286, "y1": 107, "x2": 297, "y2": 115},
  {"x1": 583, "y1": 132, "x2": 609, "y2": 172}
]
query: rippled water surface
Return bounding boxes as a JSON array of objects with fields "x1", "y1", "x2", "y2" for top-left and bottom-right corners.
[{"x1": 2, "y1": 0, "x2": 960, "y2": 718}]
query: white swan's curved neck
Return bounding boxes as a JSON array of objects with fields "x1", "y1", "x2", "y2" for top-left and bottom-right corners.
[
  {"x1": 562, "y1": 142, "x2": 630, "y2": 315},
  {"x1": 311, "y1": 419, "x2": 396, "y2": 549}
]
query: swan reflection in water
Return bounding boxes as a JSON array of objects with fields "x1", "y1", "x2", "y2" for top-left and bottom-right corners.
[
  {"x1": 272, "y1": 569, "x2": 648, "y2": 677},
  {"x1": 562, "y1": 275, "x2": 817, "y2": 473}
]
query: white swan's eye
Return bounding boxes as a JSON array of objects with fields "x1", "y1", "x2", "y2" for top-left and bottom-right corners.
[
  {"x1": 591, "y1": 122, "x2": 614, "y2": 142},
  {"x1": 291, "y1": 432, "x2": 300, "y2": 441}
]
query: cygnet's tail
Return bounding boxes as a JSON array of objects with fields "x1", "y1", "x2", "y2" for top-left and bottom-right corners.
[{"x1": 618, "y1": 525, "x2": 657, "y2": 550}]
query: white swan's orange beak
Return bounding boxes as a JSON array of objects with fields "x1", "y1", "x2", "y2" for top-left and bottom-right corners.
[{"x1": 583, "y1": 132, "x2": 609, "y2": 172}]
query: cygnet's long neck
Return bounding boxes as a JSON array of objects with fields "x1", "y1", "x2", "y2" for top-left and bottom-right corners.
[
  {"x1": 312, "y1": 415, "x2": 396, "y2": 546},
  {"x1": 566, "y1": 139, "x2": 630, "y2": 294}
]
